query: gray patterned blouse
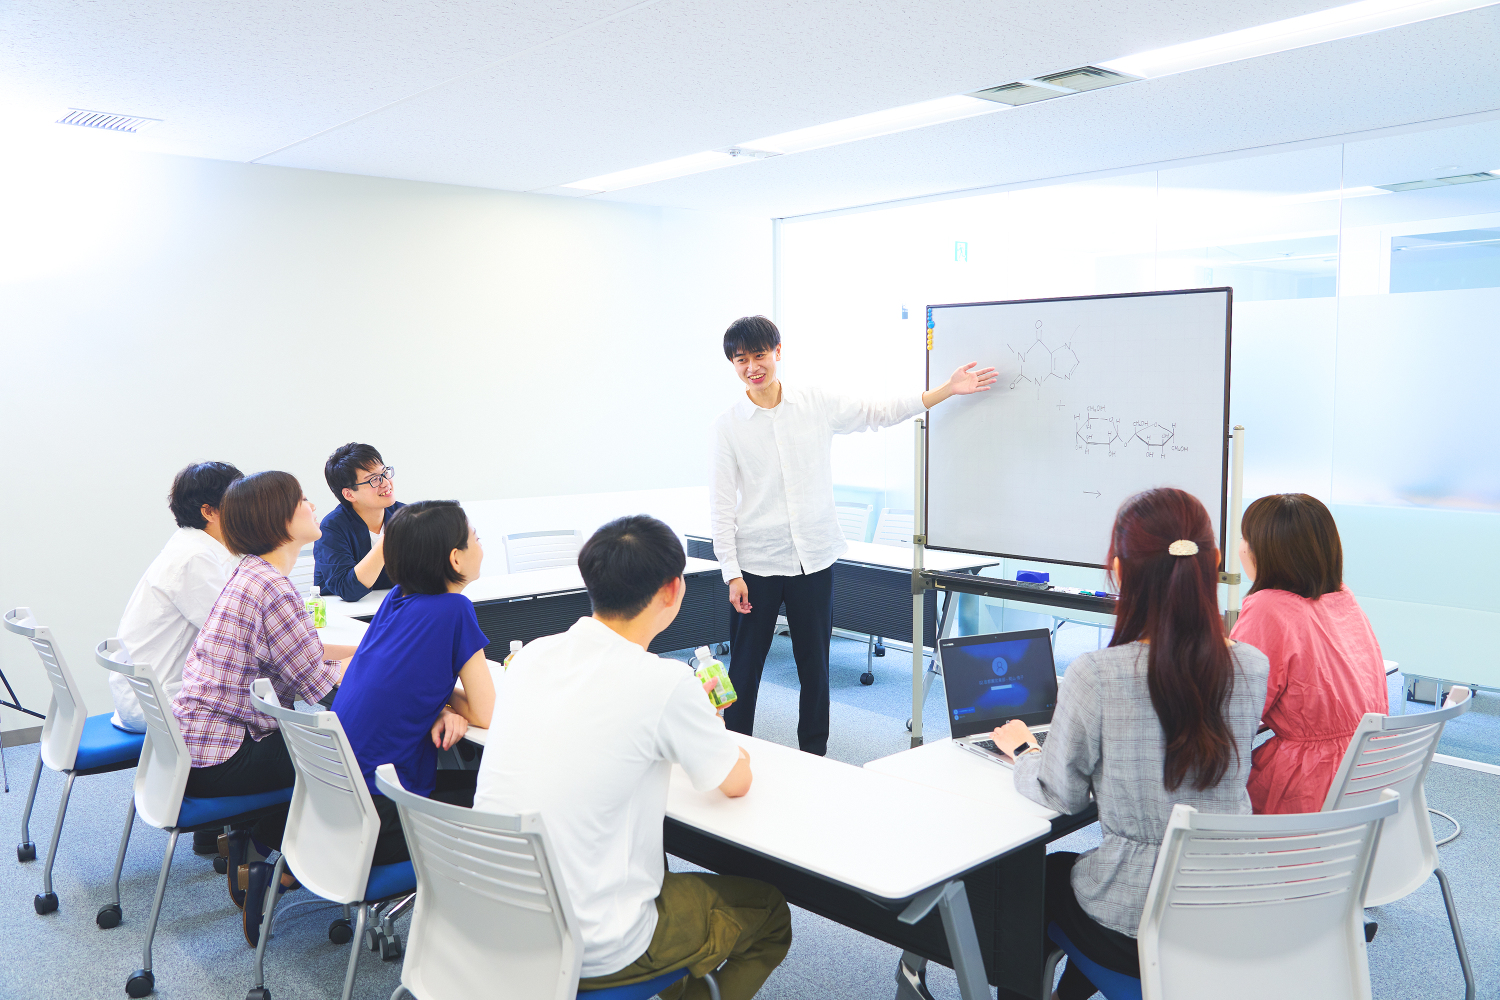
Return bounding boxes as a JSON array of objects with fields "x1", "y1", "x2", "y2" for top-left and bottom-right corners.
[{"x1": 1012, "y1": 640, "x2": 1270, "y2": 936}]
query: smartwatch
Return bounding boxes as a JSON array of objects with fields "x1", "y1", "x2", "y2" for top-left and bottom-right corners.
[{"x1": 1013, "y1": 738, "x2": 1041, "y2": 757}]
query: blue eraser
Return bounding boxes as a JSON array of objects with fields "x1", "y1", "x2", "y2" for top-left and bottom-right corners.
[{"x1": 1016, "y1": 571, "x2": 1050, "y2": 584}]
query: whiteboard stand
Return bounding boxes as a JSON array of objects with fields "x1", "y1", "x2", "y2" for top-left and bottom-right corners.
[
  {"x1": 1222, "y1": 425, "x2": 1246, "y2": 631},
  {"x1": 911, "y1": 417, "x2": 927, "y2": 748}
]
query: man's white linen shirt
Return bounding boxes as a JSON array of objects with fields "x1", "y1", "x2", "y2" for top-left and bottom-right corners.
[
  {"x1": 711, "y1": 386, "x2": 925, "y2": 582},
  {"x1": 110, "y1": 527, "x2": 238, "y2": 732},
  {"x1": 472, "y1": 616, "x2": 742, "y2": 978}
]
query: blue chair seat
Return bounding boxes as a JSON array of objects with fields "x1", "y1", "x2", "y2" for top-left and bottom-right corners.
[
  {"x1": 74, "y1": 712, "x2": 146, "y2": 771},
  {"x1": 578, "y1": 967, "x2": 688, "y2": 999},
  {"x1": 1048, "y1": 923, "x2": 1142, "y2": 1000},
  {"x1": 177, "y1": 787, "x2": 294, "y2": 830},
  {"x1": 364, "y1": 861, "x2": 416, "y2": 903}
]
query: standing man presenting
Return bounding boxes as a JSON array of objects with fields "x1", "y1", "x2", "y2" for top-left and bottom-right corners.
[{"x1": 712, "y1": 315, "x2": 995, "y2": 755}]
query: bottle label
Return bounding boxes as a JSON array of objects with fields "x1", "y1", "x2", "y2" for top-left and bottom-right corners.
[
  {"x1": 695, "y1": 660, "x2": 737, "y2": 709},
  {"x1": 305, "y1": 597, "x2": 326, "y2": 629}
]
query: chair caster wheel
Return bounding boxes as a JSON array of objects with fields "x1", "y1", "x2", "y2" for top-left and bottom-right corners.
[
  {"x1": 379, "y1": 935, "x2": 404, "y2": 961},
  {"x1": 906, "y1": 718, "x2": 913, "y2": 732},
  {"x1": 874, "y1": 645, "x2": 886, "y2": 658},
  {"x1": 18, "y1": 841, "x2": 36, "y2": 862},
  {"x1": 213, "y1": 856, "x2": 228, "y2": 875},
  {"x1": 125, "y1": 969, "x2": 155, "y2": 997},
  {"x1": 97, "y1": 903, "x2": 123, "y2": 928},
  {"x1": 34, "y1": 892, "x2": 59, "y2": 915},
  {"x1": 328, "y1": 918, "x2": 353, "y2": 944},
  {"x1": 860, "y1": 672, "x2": 875, "y2": 685},
  {"x1": 247, "y1": 988, "x2": 271, "y2": 1000}
]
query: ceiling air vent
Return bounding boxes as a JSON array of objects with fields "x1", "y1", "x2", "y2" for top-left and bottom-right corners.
[
  {"x1": 1376, "y1": 172, "x2": 1498, "y2": 193},
  {"x1": 56, "y1": 109, "x2": 161, "y2": 133},
  {"x1": 971, "y1": 66, "x2": 1138, "y2": 106}
]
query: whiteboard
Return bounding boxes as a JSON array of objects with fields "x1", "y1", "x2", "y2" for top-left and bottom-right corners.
[{"x1": 925, "y1": 289, "x2": 1231, "y2": 568}]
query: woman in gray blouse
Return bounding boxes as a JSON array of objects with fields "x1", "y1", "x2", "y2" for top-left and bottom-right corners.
[{"x1": 991, "y1": 488, "x2": 1270, "y2": 1000}]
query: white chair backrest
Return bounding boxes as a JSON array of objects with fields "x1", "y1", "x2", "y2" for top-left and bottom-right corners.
[
  {"x1": 94, "y1": 638, "x2": 192, "y2": 830},
  {"x1": 5, "y1": 607, "x2": 87, "y2": 772},
  {"x1": 834, "y1": 502, "x2": 874, "y2": 542},
  {"x1": 504, "y1": 530, "x2": 581, "y2": 574},
  {"x1": 375, "y1": 764, "x2": 581, "y2": 1000},
  {"x1": 872, "y1": 508, "x2": 914, "y2": 547},
  {"x1": 1322, "y1": 686, "x2": 1471, "y2": 906},
  {"x1": 249, "y1": 678, "x2": 379, "y2": 904},
  {"x1": 1139, "y1": 792, "x2": 1399, "y2": 1000},
  {"x1": 287, "y1": 547, "x2": 316, "y2": 597}
]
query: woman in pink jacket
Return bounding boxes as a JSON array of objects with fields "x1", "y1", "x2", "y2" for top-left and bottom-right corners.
[{"x1": 1230, "y1": 494, "x2": 1389, "y2": 814}]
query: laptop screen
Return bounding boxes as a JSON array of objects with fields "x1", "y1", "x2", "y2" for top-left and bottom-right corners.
[{"x1": 940, "y1": 628, "x2": 1059, "y2": 738}]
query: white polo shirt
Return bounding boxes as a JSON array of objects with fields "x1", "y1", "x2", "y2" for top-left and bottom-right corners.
[
  {"x1": 710, "y1": 385, "x2": 925, "y2": 582},
  {"x1": 472, "y1": 616, "x2": 742, "y2": 977},
  {"x1": 110, "y1": 527, "x2": 238, "y2": 732}
]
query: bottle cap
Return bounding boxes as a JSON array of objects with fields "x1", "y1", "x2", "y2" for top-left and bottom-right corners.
[
  {"x1": 510, "y1": 640, "x2": 523, "y2": 652},
  {"x1": 310, "y1": 586, "x2": 320, "y2": 597},
  {"x1": 695, "y1": 646, "x2": 712, "y2": 661}
]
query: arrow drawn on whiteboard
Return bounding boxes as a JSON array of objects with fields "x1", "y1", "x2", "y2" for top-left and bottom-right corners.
[{"x1": 1084, "y1": 491, "x2": 1101, "y2": 498}]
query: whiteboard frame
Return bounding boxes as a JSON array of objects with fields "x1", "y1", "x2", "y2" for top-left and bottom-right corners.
[{"x1": 923, "y1": 286, "x2": 1233, "y2": 570}]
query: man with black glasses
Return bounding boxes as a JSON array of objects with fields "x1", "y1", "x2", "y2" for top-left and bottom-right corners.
[{"x1": 313, "y1": 442, "x2": 405, "y2": 601}]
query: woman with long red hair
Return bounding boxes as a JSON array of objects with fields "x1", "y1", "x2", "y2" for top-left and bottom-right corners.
[{"x1": 991, "y1": 488, "x2": 1270, "y2": 999}]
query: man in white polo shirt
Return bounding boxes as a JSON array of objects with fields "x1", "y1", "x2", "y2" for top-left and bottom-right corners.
[
  {"x1": 711, "y1": 315, "x2": 995, "y2": 755},
  {"x1": 474, "y1": 515, "x2": 791, "y2": 999}
]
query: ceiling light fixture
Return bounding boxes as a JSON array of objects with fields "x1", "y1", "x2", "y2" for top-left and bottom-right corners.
[
  {"x1": 554, "y1": 0, "x2": 1498, "y2": 194},
  {"x1": 1098, "y1": 0, "x2": 1499, "y2": 79}
]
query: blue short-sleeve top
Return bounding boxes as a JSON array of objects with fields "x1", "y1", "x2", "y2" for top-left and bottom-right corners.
[{"x1": 333, "y1": 587, "x2": 489, "y2": 797}]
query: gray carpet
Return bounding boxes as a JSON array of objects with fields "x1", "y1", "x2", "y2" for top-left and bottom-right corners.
[{"x1": 1, "y1": 632, "x2": 1495, "y2": 999}]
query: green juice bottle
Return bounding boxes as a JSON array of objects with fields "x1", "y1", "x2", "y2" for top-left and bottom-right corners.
[
  {"x1": 305, "y1": 586, "x2": 327, "y2": 629},
  {"x1": 693, "y1": 646, "x2": 737, "y2": 711}
]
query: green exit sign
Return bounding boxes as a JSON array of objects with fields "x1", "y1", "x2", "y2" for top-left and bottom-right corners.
[{"x1": 955, "y1": 241, "x2": 968, "y2": 262}]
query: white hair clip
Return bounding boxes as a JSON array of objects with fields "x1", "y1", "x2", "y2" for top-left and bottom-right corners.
[{"x1": 1168, "y1": 539, "x2": 1199, "y2": 557}]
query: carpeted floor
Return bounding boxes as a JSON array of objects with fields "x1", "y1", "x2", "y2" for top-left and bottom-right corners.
[{"x1": 1, "y1": 631, "x2": 1494, "y2": 999}]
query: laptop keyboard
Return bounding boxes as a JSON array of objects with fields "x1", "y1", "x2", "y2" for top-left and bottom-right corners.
[{"x1": 973, "y1": 731, "x2": 1048, "y2": 756}]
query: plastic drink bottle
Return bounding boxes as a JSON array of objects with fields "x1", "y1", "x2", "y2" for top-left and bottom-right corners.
[
  {"x1": 305, "y1": 586, "x2": 327, "y2": 629},
  {"x1": 503, "y1": 640, "x2": 523, "y2": 668},
  {"x1": 693, "y1": 646, "x2": 737, "y2": 710}
]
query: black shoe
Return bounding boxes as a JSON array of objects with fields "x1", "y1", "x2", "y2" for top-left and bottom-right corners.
[
  {"x1": 242, "y1": 862, "x2": 273, "y2": 946},
  {"x1": 192, "y1": 829, "x2": 220, "y2": 855},
  {"x1": 226, "y1": 832, "x2": 251, "y2": 909}
]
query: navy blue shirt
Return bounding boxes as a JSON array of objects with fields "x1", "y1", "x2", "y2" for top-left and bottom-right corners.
[
  {"x1": 332, "y1": 587, "x2": 489, "y2": 797},
  {"x1": 313, "y1": 501, "x2": 405, "y2": 602}
]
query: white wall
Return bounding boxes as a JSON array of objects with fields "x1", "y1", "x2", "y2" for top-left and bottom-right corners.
[{"x1": 0, "y1": 145, "x2": 769, "y2": 734}]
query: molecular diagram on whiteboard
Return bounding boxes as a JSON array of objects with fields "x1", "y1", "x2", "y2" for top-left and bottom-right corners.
[
  {"x1": 1010, "y1": 320, "x2": 1080, "y2": 391},
  {"x1": 1075, "y1": 406, "x2": 1181, "y2": 458}
]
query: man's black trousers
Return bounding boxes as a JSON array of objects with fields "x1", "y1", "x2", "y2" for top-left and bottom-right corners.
[{"x1": 723, "y1": 567, "x2": 834, "y2": 756}]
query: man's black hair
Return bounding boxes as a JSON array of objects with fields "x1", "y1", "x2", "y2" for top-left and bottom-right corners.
[
  {"x1": 384, "y1": 501, "x2": 471, "y2": 595},
  {"x1": 578, "y1": 515, "x2": 686, "y2": 620},
  {"x1": 325, "y1": 442, "x2": 384, "y2": 511},
  {"x1": 723, "y1": 315, "x2": 781, "y2": 361},
  {"x1": 168, "y1": 462, "x2": 243, "y2": 530}
]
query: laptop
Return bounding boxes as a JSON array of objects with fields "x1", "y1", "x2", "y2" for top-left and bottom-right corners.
[{"x1": 939, "y1": 628, "x2": 1059, "y2": 768}]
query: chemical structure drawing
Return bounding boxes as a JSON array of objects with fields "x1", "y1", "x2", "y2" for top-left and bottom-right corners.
[
  {"x1": 1126, "y1": 421, "x2": 1177, "y2": 457},
  {"x1": 1075, "y1": 407, "x2": 1179, "y2": 458},
  {"x1": 1009, "y1": 320, "x2": 1081, "y2": 392}
]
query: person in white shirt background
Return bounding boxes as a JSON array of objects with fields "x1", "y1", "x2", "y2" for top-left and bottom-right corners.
[
  {"x1": 474, "y1": 515, "x2": 790, "y2": 1000},
  {"x1": 110, "y1": 461, "x2": 243, "y2": 853},
  {"x1": 711, "y1": 315, "x2": 995, "y2": 755}
]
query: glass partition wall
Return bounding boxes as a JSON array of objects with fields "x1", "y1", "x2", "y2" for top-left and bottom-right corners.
[{"x1": 782, "y1": 116, "x2": 1500, "y2": 752}]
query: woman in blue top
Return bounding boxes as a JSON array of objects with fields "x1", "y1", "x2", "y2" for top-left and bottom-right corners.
[{"x1": 333, "y1": 500, "x2": 496, "y2": 865}]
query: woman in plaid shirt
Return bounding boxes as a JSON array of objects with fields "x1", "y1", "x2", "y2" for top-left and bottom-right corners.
[{"x1": 174, "y1": 471, "x2": 358, "y2": 932}]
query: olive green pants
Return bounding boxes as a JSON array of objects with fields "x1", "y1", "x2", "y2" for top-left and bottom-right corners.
[{"x1": 578, "y1": 872, "x2": 792, "y2": 1000}]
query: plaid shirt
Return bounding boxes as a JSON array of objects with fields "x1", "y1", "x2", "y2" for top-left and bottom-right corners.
[{"x1": 174, "y1": 554, "x2": 339, "y2": 767}]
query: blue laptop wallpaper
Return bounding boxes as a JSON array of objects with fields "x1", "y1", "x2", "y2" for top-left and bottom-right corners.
[{"x1": 943, "y1": 631, "x2": 1056, "y2": 731}]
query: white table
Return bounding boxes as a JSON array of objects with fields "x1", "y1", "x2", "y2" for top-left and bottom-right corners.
[
  {"x1": 863, "y1": 739, "x2": 1099, "y2": 1000},
  {"x1": 665, "y1": 736, "x2": 1052, "y2": 1000}
]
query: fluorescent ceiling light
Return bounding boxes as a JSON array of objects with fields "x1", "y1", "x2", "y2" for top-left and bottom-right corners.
[
  {"x1": 559, "y1": 96, "x2": 1001, "y2": 193},
  {"x1": 561, "y1": 150, "x2": 743, "y2": 193},
  {"x1": 1273, "y1": 185, "x2": 1390, "y2": 204},
  {"x1": 735, "y1": 95, "x2": 1000, "y2": 157},
  {"x1": 1099, "y1": 0, "x2": 1500, "y2": 79}
]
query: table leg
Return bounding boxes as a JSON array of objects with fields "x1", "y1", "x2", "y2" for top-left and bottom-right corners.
[
  {"x1": 899, "y1": 881, "x2": 992, "y2": 1000},
  {"x1": 895, "y1": 952, "x2": 937, "y2": 1000}
]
